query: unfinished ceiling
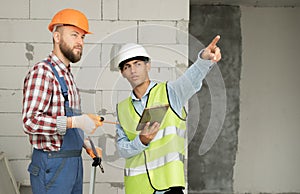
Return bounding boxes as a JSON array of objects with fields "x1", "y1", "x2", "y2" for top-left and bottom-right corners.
[{"x1": 190, "y1": 0, "x2": 300, "y2": 7}]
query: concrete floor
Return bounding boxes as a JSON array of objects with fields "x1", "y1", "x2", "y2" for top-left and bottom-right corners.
[{"x1": 20, "y1": 186, "x2": 32, "y2": 194}]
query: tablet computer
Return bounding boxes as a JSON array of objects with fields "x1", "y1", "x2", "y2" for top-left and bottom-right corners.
[{"x1": 136, "y1": 104, "x2": 169, "y2": 131}]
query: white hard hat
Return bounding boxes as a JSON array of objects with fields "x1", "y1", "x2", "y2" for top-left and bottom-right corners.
[{"x1": 116, "y1": 43, "x2": 150, "y2": 69}]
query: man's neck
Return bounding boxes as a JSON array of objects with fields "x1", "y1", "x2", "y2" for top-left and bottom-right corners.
[
  {"x1": 133, "y1": 80, "x2": 150, "y2": 99},
  {"x1": 53, "y1": 49, "x2": 70, "y2": 68}
]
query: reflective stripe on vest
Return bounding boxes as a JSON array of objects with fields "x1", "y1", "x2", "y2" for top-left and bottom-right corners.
[
  {"x1": 125, "y1": 152, "x2": 184, "y2": 176},
  {"x1": 152, "y1": 126, "x2": 186, "y2": 143}
]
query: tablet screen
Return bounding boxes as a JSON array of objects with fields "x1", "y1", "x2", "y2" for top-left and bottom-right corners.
[{"x1": 136, "y1": 104, "x2": 169, "y2": 131}]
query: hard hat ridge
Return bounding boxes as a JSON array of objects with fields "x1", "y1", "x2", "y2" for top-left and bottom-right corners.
[
  {"x1": 116, "y1": 43, "x2": 150, "y2": 70},
  {"x1": 48, "y1": 8, "x2": 92, "y2": 34}
]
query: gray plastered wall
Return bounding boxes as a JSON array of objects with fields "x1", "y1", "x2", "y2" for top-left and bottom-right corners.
[{"x1": 188, "y1": 5, "x2": 241, "y2": 193}]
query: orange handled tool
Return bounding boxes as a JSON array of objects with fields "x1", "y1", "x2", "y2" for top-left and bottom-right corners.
[{"x1": 100, "y1": 117, "x2": 119, "y2": 125}]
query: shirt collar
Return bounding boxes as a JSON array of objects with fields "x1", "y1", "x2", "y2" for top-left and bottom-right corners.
[
  {"x1": 49, "y1": 52, "x2": 71, "y2": 73},
  {"x1": 130, "y1": 81, "x2": 157, "y2": 101}
]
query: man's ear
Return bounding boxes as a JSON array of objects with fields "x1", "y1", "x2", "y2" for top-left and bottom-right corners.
[
  {"x1": 53, "y1": 31, "x2": 60, "y2": 43},
  {"x1": 146, "y1": 61, "x2": 151, "y2": 72},
  {"x1": 120, "y1": 70, "x2": 125, "y2": 78}
]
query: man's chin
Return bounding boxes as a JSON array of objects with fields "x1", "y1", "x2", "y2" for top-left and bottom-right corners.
[
  {"x1": 71, "y1": 54, "x2": 82, "y2": 63},
  {"x1": 131, "y1": 80, "x2": 148, "y2": 89}
]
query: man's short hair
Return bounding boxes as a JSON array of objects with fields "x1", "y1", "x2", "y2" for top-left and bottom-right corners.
[{"x1": 119, "y1": 56, "x2": 150, "y2": 71}]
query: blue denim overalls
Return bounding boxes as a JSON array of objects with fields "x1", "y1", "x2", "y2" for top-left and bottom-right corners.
[{"x1": 28, "y1": 60, "x2": 85, "y2": 194}]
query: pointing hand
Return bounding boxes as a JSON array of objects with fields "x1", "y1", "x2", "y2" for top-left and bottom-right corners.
[{"x1": 201, "y1": 35, "x2": 222, "y2": 62}]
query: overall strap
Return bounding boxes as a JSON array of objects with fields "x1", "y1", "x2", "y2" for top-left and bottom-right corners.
[{"x1": 43, "y1": 60, "x2": 69, "y2": 107}]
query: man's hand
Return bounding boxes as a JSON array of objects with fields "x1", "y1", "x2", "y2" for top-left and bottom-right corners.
[
  {"x1": 92, "y1": 157, "x2": 102, "y2": 167},
  {"x1": 201, "y1": 35, "x2": 222, "y2": 62},
  {"x1": 139, "y1": 122, "x2": 160, "y2": 145},
  {"x1": 86, "y1": 146, "x2": 104, "y2": 173},
  {"x1": 71, "y1": 114, "x2": 103, "y2": 134},
  {"x1": 86, "y1": 146, "x2": 102, "y2": 159}
]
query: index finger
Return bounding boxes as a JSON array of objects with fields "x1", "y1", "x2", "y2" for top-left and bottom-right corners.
[{"x1": 208, "y1": 35, "x2": 221, "y2": 48}]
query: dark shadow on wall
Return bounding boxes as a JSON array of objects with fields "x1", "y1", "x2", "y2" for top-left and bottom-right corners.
[{"x1": 188, "y1": 5, "x2": 242, "y2": 193}]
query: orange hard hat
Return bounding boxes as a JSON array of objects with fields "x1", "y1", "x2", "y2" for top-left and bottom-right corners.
[{"x1": 48, "y1": 8, "x2": 92, "y2": 34}]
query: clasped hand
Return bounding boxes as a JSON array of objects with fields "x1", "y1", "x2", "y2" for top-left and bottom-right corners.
[
  {"x1": 72, "y1": 114, "x2": 103, "y2": 134},
  {"x1": 139, "y1": 122, "x2": 160, "y2": 145}
]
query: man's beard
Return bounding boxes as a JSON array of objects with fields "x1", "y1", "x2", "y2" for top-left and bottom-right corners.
[{"x1": 59, "y1": 39, "x2": 82, "y2": 63}]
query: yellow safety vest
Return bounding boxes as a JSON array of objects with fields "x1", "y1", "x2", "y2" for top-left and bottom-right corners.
[{"x1": 117, "y1": 82, "x2": 187, "y2": 194}]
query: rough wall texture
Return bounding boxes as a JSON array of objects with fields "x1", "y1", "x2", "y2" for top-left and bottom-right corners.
[{"x1": 188, "y1": 5, "x2": 242, "y2": 193}]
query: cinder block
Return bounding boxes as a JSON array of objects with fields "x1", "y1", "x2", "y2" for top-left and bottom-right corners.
[
  {"x1": 107, "y1": 93, "x2": 123, "y2": 117},
  {"x1": 103, "y1": 0, "x2": 118, "y2": 20},
  {"x1": 0, "y1": 137, "x2": 31, "y2": 159},
  {"x1": 83, "y1": 182, "x2": 120, "y2": 194},
  {"x1": 93, "y1": 67, "x2": 129, "y2": 91},
  {"x1": 104, "y1": 43, "x2": 189, "y2": 74},
  {"x1": 80, "y1": 91, "x2": 102, "y2": 114},
  {"x1": 0, "y1": 43, "x2": 32, "y2": 67},
  {"x1": 119, "y1": 0, "x2": 189, "y2": 20},
  {"x1": 0, "y1": 90, "x2": 22, "y2": 113},
  {"x1": 87, "y1": 21, "x2": 137, "y2": 44},
  {"x1": 80, "y1": 44, "x2": 102, "y2": 68},
  {"x1": 0, "y1": 0, "x2": 29, "y2": 19},
  {"x1": 87, "y1": 91, "x2": 114, "y2": 116},
  {"x1": 144, "y1": 44, "x2": 189, "y2": 71},
  {"x1": 82, "y1": 158, "x2": 125, "y2": 182},
  {"x1": 139, "y1": 21, "x2": 177, "y2": 44},
  {"x1": 89, "y1": 133, "x2": 120, "y2": 162},
  {"x1": 0, "y1": 67, "x2": 28, "y2": 89},
  {"x1": 101, "y1": 116, "x2": 117, "y2": 131},
  {"x1": 82, "y1": 132, "x2": 119, "y2": 160},
  {"x1": 0, "y1": 114, "x2": 24, "y2": 136},
  {"x1": 0, "y1": 43, "x2": 52, "y2": 67},
  {"x1": 176, "y1": 20, "x2": 189, "y2": 45},
  {"x1": 98, "y1": 91, "x2": 118, "y2": 115},
  {"x1": 116, "y1": 91, "x2": 131, "y2": 103},
  {"x1": 9, "y1": 159, "x2": 31, "y2": 186},
  {"x1": 25, "y1": 43, "x2": 54, "y2": 65},
  {"x1": 149, "y1": 67, "x2": 176, "y2": 83},
  {"x1": 0, "y1": 20, "x2": 50, "y2": 42},
  {"x1": 101, "y1": 131, "x2": 118, "y2": 155},
  {"x1": 101, "y1": 44, "x2": 122, "y2": 71},
  {"x1": 118, "y1": 186, "x2": 125, "y2": 194},
  {"x1": 30, "y1": 0, "x2": 101, "y2": 20},
  {"x1": 73, "y1": 67, "x2": 103, "y2": 89}
]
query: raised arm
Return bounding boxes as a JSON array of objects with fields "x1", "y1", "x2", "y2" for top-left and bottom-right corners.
[{"x1": 167, "y1": 35, "x2": 222, "y2": 115}]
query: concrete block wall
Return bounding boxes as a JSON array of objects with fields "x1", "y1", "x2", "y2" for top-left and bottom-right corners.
[{"x1": 0, "y1": 0, "x2": 189, "y2": 193}]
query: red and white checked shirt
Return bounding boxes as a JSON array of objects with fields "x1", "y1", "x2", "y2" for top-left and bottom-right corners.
[{"x1": 22, "y1": 53, "x2": 81, "y2": 151}]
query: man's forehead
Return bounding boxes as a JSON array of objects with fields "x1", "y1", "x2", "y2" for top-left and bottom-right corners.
[
  {"x1": 124, "y1": 59, "x2": 143, "y2": 65},
  {"x1": 63, "y1": 25, "x2": 85, "y2": 35}
]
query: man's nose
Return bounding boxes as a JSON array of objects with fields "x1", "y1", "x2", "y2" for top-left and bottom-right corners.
[
  {"x1": 77, "y1": 37, "x2": 84, "y2": 45},
  {"x1": 130, "y1": 64, "x2": 137, "y2": 72}
]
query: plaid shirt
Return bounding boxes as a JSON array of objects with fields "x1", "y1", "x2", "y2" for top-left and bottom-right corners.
[{"x1": 22, "y1": 52, "x2": 81, "y2": 151}]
